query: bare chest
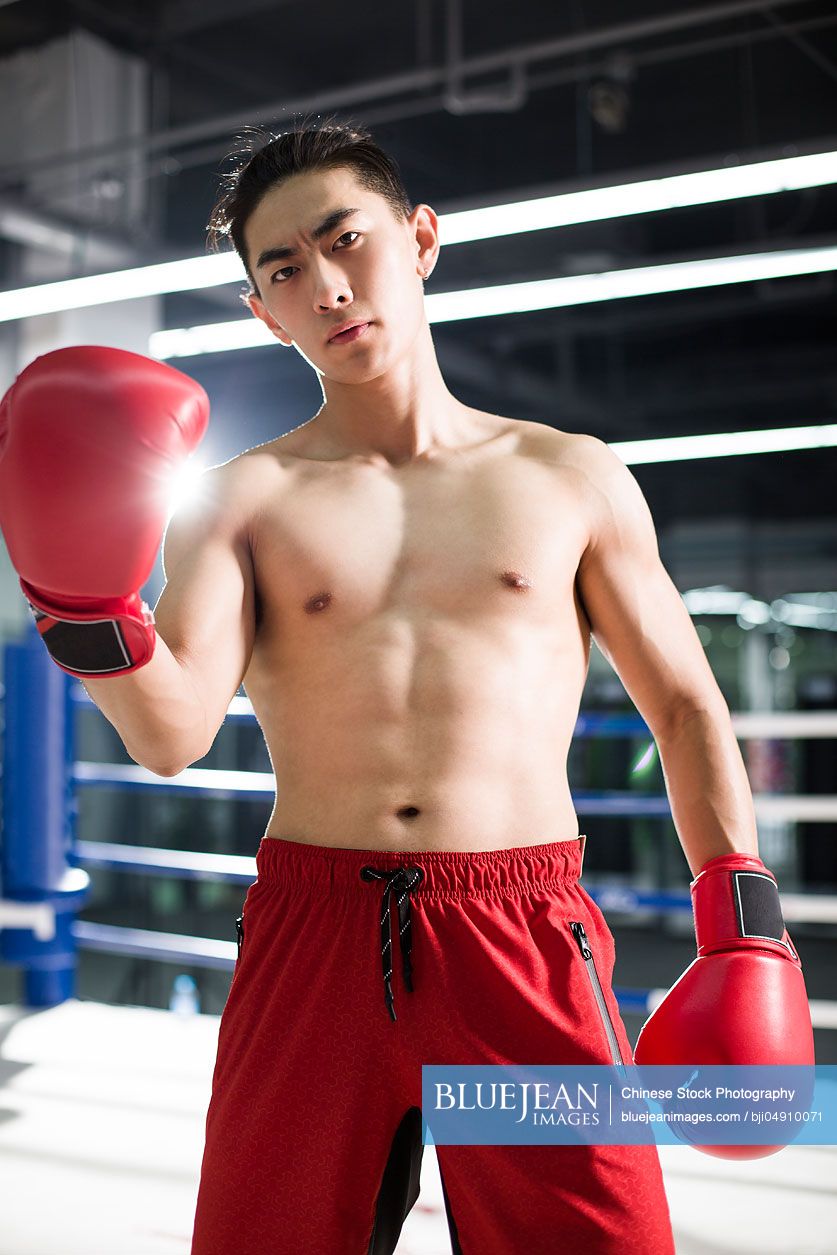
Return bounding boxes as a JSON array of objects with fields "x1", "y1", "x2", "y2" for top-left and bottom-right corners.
[{"x1": 246, "y1": 439, "x2": 592, "y2": 650}]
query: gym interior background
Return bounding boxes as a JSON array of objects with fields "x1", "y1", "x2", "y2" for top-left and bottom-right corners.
[{"x1": 0, "y1": 2, "x2": 834, "y2": 1254}]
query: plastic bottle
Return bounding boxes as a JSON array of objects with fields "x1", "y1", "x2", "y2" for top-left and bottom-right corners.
[{"x1": 169, "y1": 972, "x2": 200, "y2": 1016}]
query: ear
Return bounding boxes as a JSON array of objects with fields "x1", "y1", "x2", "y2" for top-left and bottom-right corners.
[
  {"x1": 409, "y1": 203, "x2": 440, "y2": 281},
  {"x1": 246, "y1": 292, "x2": 292, "y2": 347}
]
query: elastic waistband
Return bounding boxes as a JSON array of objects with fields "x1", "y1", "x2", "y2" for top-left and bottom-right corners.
[{"x1": 254, "y1": 834, "x2": 586, "y2": 900}]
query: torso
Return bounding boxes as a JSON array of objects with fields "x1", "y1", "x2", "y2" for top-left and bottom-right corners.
[{"x1": 235, "y1": 410, "x2": 594, "y2": 852}]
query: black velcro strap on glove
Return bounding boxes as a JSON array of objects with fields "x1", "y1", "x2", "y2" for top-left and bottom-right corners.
[
  {"x1": 732, "y1": 870, "x2": 786, "y2": 943},
  {"x1": 29, "y1": 605, "x2": 137, "y2": 676}
]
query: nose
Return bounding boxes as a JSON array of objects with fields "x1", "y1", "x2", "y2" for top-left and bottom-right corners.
[{"x1": 313, "y1": 262, "x2": 352, "y2": 311}]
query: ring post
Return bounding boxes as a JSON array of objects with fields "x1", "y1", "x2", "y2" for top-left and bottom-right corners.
[{"x1": 1, "y1": 621, "x2": 90, "y2": 1006}]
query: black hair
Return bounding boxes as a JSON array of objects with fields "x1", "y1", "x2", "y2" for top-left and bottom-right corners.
[{"x1": 207, "y1": 112, "x2": 413, "y2": 294}]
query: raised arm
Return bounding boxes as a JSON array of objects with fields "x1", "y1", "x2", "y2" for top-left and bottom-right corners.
[
  {"x1": 149, "y1": 461, "x2": 258, "y2": 771},
  {"x1": 82, "y1": 459, "x2": 258, "y2": 775},
  {"x1": 0, "y1": 345, "x2": 255, "y2": 778}
]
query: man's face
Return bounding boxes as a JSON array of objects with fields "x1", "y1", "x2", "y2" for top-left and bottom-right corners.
[{"x1": 244, "y1": 165, "x2": 436, "y2": 380}]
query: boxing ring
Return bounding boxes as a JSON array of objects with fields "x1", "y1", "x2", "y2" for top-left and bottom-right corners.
[
  {"x1": 2, "y1": 619, "x2": 836, "y2": 1032},
  {"x1": 1, "y1": 621, "x2": 837, "y2": 1255}
]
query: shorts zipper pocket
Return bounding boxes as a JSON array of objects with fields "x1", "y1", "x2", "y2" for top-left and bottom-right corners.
[
  {"x1": 235, "y1": 913, "x2": 244, "y2": 961},
  {"x1": 569, "y1": 920, "x2": 625, "y2": 1066}
]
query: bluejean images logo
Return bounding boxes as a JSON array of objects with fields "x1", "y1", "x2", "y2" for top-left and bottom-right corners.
[
  {"x1": 434, "y1": 1076, "x2": 603, "y2": 1127},
  {"x1": 421, "y1": 1065, "x2": 834, "y2": 1148}
]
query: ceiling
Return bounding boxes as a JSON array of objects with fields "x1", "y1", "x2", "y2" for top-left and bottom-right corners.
[{"x1": 0, "y1": 0, "x2": 835, "y2": 527}]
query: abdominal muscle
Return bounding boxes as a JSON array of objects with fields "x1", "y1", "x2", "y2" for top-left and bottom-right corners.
[{"x1": 246, "y1": 601, "x2": 588, "y2": 853}]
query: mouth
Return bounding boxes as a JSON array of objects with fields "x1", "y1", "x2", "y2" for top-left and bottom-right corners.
[{"x1": 328, "y1": 321, "x2": 371, "y2": 345}]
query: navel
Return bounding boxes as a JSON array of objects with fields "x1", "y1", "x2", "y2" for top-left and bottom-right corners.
[
  {"x1": 304, "y1": 590, "x2": 333, "y2": 614},
  {"x1": 499, "y1": 570, "x2": 532, "y2": 590},
  {"x1": 396, "y1": 805, "x2": 421, "y2": 820}
]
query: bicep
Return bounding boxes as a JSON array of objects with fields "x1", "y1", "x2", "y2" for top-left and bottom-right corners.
[
  {"x1": 154, "y1": 468, "x2": 256, "y2": 759},
  {"x1": 575, "y1": 436, "x2": 725, "y2": 738}
]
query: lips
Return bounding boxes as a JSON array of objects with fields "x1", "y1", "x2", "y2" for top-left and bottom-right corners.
[{"x1": 328, "y1": 321, "x2": 370, "y2": 344}]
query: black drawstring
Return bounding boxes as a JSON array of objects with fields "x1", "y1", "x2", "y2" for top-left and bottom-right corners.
[{"x1": 359, "y1": 864, "x2": 425, "y2": 1021}]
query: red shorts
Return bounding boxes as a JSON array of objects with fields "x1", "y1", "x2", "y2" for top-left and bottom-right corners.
[{"x1": 191, "y1": 835, "x2": 675, "y2": 1254}]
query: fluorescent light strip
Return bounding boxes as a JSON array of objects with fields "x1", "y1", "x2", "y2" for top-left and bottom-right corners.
[
  {"x1": 611, "y1": 423, "x2": 837, "y2": 464},
  {"x1": 425, "y1": 246, "x2": 837, "y2": 324},
  {"x1": 441, "y1": 151, "x2": 837, "y2": 244},
  {"x1": 149, "y1": 244, "x2": 837, "y2": 359},
  {"x1": 155, "y1": 317, "x2": 273, "y2": 358},
  {"x1": 0, "y1": 252, "x2": 245, "y2": 323},
  {"x1": 1, "y1": 149, "x2": 836, "y2": 323}
]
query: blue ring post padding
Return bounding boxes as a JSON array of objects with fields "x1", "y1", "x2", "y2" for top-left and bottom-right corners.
[{"x1": 1, "y1": 622, "x2": 90, "y2": 1006}]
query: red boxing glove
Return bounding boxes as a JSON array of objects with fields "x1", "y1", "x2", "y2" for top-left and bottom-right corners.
[
  {"x1": 633, "y1": 852, "x2": 815, "y2": 1159},
  {"x1": 0, "y1": 345, "x2": 208, "y2": 678}
]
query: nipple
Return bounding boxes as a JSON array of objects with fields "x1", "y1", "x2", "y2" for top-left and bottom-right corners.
[
  {"x1": 500, "y1": 570, "x2": 532, "y2": 590},
  {"x1": 304, "y1": 590, "x2": 333, "y2": 614}
]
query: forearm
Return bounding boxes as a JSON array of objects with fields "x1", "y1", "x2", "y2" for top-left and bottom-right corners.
[
  {"x1": 656, "y1": 706, "x2": 759, "y2": 876},
  {"x1": 81, "y1": 634, "x2": 208, "y2": 776}
]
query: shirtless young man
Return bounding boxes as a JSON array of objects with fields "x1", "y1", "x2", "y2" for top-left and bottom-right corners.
[{"x1": 0, "y1": 120, "x2": 813, "y2": 1255}]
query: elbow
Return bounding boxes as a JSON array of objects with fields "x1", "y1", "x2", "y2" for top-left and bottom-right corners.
[
  {"x1": 129, "y1": 729, "x2": 213, "y2": 778},
  {"x1": 134, "y1": 757, "x2": 187, "y2": 778},
  {"x1": 144, "y1": 743, "x2": 211, "y2": 777},
  {"x1": 149, "y1": 761, "x2": 188, "y2": 779},
  {"x1": 658, "y1": 697, "x2": 729, "y2": 741},
  {"x1": 129, "y1": 750, "x2": 191, "y2": 778}
]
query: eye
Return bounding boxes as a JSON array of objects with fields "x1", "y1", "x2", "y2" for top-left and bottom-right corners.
[{"x1": 269, "y1": 231, "x2": 360, "y2": 284}]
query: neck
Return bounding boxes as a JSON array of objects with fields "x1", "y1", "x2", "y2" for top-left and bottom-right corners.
[{"x1": 313, "y1": 320, "x2": 467, "y2": 465}]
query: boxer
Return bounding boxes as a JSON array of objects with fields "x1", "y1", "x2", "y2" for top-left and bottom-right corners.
[{"x1": 0, "y1": 117, "x2": 813, "y2": 1254}]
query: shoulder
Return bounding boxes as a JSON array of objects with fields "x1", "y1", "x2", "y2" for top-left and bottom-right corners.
[
  {"x1": 562, "y1": 434, "x2": 658, "y2": 560},
  {"x1": 178, "y1": 452, "x2": 266, "y2": 525},
  {"x1": 515, "y1": 423, "x2": 655, "y2": 558},
  {"x1": 162, "y1": 448, "x2": 271, "y2": 574},
  {"x1": 206, "y1": 435, "x2": 305, "y2": 508},
  {"x1": 515, "y1": 420, "x2": 626, "y2": 485}
]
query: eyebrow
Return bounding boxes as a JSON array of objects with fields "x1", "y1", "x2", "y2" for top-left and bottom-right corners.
[{"x1": 255, "y1": 207, "x2": 361, "y2": 270}]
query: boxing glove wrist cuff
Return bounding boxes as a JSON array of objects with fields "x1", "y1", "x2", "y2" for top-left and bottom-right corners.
[
  {"x1": 691, "y1": 852, "x2": 798, "y2": 963},
  {"x1": 21, "y1": 579, "x2": 156, "y2": 679}
]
